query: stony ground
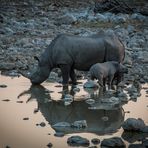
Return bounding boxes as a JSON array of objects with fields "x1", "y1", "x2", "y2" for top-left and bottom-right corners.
[{"x1": 0, "y1": 0, "x2": 148, "y2": 85}]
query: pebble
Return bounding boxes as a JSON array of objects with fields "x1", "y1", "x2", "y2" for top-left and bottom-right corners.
[
  {"x1": 16, "y1": 101, "x2": 23, "y2": 103},
  {"x1": 2, "y1": 99, "x2": 10, "y2": 102},
  {"x1": 23, "y1": 117, "x2": 29, "y2": 120},
  {"x1": 40, "y1": 122, "x2": 46, "y2": 127},
  {"x1": 0, "y1": 84, "x2": 7, "y2": 88},
  {"x1": 91, "y1": 138, "x2": 100, "y2": 145},
  {"x1": 47, "y1": 142, "x2": 53, "y2": 148},
  {"x1": 54, "y1": 132, "x2": 64, "y2": 137},
  {"x1": 67, "y1": 136, "x2": 90, "y2": 147}
]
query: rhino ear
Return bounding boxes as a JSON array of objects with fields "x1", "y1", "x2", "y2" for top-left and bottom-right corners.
[{"x1": 34, "y1": 56, "x2": 40, "y2": 62}]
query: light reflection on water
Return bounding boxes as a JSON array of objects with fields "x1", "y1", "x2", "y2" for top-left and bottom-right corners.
[{"x1": 0, "y1": 75, "x2": 148, "y2": 148}]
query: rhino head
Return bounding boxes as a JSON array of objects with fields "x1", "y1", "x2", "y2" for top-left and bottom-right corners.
[{"x1": 20, "y1": 56, "x2": 51, "y2": 85}]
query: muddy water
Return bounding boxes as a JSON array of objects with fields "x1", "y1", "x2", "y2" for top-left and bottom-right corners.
[{"x1": 0, "y1": 75, "x2": 148, "y2": 148}]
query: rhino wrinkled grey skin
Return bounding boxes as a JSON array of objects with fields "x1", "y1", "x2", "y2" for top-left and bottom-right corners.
[
  {"x1": 89, "y1": 61, "x2": 128, "y2": 89},
  {"x1": 23, "y1": 31, "x2": 125, "y2": 86}
]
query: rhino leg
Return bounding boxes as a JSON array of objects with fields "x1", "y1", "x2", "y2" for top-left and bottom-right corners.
[
  {"x1": 59, "y1": 64, "x2": 71, "y2": 86},
  {"x1": 70, "y1": 68, "x2": 77, "y2": 85},
  {"x1": 108, "y1": 75, "x2": 114, "y2": 90}
]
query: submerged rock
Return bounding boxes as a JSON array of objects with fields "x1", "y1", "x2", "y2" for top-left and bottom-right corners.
[
  {"x1": 101, "y1": 137, "x2": 125, "y2": 148},
  {"x1": 67, "y1": 136, "x2": 90, "y2": 147},
  {"x1": 71, "y1": 120, "x2": 87, "y2": 128},
  {"x1": 91, "y1": 138, "x2": 100, "y2": 145},
  {"x1": 40, "y1": 122, "x2": 46, "y2": 127},
  {"x1": 0, "y1": 84, "x2": 7, "y2": 88},
  {"x1": 83, "y1": 80, "x2": 99, "y2": 88},
  {"x1": 54, "y1": 132, "x2": 64, "y2": 137},
  {"x1": 142, "y1": 139, "x2": 148, "y2": 147},
  {"x1": 122, "y1": 118, "x2": 146, "y2": 132},
  {"x1": 128, "y1": 144, "x2": 145, "y2": 148},
  {"x1": 52, "y1": 122, "x2": 71, "y2": 128},
  {"x1": 85, "y1": 99, "x2": 95, "y2": 105},
  {"x1": 47, "y1": 142, "x2": 53, "y2": 148},
  {"x1": 23, "y1": 117, "x2": 29, "y2": 120},
  {"x1": 2, "y1": 99, "x2": 10, "y2": 102}
]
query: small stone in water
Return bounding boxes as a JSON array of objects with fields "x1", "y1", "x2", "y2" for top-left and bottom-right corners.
[
  {"x1": 47, "y1": 142, "x2": 53, "y2": 148},
  {"x1": 125, "y1": 111, "x2": 130, "y2": 113},
  {"x1": 40, "y1": 122, "x2": 46, "y2": 127},
  {"x1": 2, "y1": 99, "x2": 10, "y2": 102},
  {"x1": 23, "y1": 117, "x2": 29, "y2": 120},
  {"x1": 91, "y1": 138, "x2": 100, "y2": 145},
  {"x1": 85, "y1": 99, "x2": 95, "y2": 104},
  {"x1": 101, "y1": 116, "x2": 109, "y2": 121},
  {"x1": 16, "y1": 101, "x2": 23, "y2": 103},
  {"x1": 0, "y1": 84, "x2": 7, "y2": 88},
  {"x1": 54, "y1": 132, "x2": 64, "y2": 137},
  {"x1": 55, "y1": 85, "x2": 62, "y2": 87}
]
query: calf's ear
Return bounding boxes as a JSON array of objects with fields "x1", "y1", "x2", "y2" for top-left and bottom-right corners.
[{"x1": 34, "y1": 56, "x2": 40, "y2": 62}]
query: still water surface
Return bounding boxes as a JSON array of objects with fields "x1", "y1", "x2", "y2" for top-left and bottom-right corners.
[{"x1": 0, "y1": 75, "x2": 148, "y2": 148}]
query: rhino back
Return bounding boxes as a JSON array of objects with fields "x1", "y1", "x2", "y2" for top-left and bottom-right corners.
[
  {"x1": 50, "y1": 34, "x2": 106, "y2": 70},
  {"x1": 45, "y1": 33, "x2": 124, "y2": 70}
]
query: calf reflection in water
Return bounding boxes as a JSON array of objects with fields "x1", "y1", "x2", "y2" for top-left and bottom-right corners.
[{"x1": 18, "y1": 85, "x2": 125, "y2": 135}]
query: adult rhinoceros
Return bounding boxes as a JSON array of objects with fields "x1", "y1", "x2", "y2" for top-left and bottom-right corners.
[{"x1": 22, "y1": 31, "x2": 125, "y2": 85}]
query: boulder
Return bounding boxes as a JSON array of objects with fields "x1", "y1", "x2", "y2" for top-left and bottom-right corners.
[
  {"x1": 67, "y1": 136, "x2": 90, "y2": 147},
  {"x1": 122, "y1": 118, "x2": 146, "y2": 132},
  {"x1": 101, "y1": 137, "x2": 125, "y2": 148}
]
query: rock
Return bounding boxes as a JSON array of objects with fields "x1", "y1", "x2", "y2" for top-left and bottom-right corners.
[
  {"x1": 112, "y1": 15, "x2": 127, "y2": 24},
  {"x1": 96, "y1": 13, "x2": 109, "y2": 23},
  {"x1": 55, "y1": 14, "x2": 77, "y2": 25},
  {"x1": 128, "y1": 144, "x2": 145, "y2": 148},
  {"x1": 141, "y1": 126, "x2": 148, "y2": 133},
  {"x1": 64, "y1": 94, "x2": 73, "y2": 101},
  {"x1": 47, "y1": 142, "x2": 53, "y2": 148},
  {"x1": 122, "y1": 131, "x2": 148, "y2": 143},
  {"x1": 0, "y1": 63, "x2": 15, "y2": 70},
  {"x1": 122, "y1": 118, "x2": 146, "y2": 132},
  {"x1": 40, "y1": 122, "x2": 46, "y2": 127},
  {"x1": 2, "y1": 99, "x2": 10, "y2": 102},
  {"x1": 131, "y1": 13, "x2": 145, "y2": 21},
  {"x1": 5, "y1": 146, "x2": 11, "y2": 148},
  {"x1": 101, "y1": 97, "x2": 119, "y2": 104},
  {"x1": 0, "y1": 84, "x2": 7, "y2": 88},
  {"x1": 71, "y1": 120, "x2": 87, "y2": 128},
  {"x1": 23, "y1": 117, "x2": 29, "y2": 120},
  {"x1": 73, "y1": 87, "x2": 80, "y2": 92},
  {"x1": 16, "y1": 101, "x2": 23, "y2": 103},
  {"x1": 52, "y1": 122, "x2": 71, "y2": 128},
  {"x1": 127, "y1": 86, "x2": 137, "y2": 94},
  {"x1": 101, "y1": 116, "x2": 109, "y2": 121},
  {"x1": 54, "y1": 132, "x2": 64, "y2": 137},
  {"x1": 117, "y1": 92, "x2": 128, "y2": 102},
  {"x1": 48, "y1": 72, "x2": 59, "y2": 81},
  {"x1": 85, "y1": 99, "x2": 95, "y2": 104},
  {"x1": 91, "y1": 138, "x2": 100, "y2": 145},
  {"x1": 123, "y1": 50, "x2": 132, "y2": 66},
  {"x1": 67, "y1": 136, "x2": 90, "y2": 147},
  {"x1": 101, "y1": 137, "x2": 125, "y2": 148},
  {"x1": 142, "y1": 139, "x2": 148, "y2": 147},
  {"x1": 83, "y1": 80, "x2": 99, "y2": 88},
  {"x1": 127, "y1": 25, "x2": 135, "y2": 34}
]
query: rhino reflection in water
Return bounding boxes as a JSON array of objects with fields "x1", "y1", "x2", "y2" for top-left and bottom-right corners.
[
  {"x1": 21, "y1": 31, "x2": 125, "y2": 86},
  {"x1": 18, "y1": 85, "x2": 125, "y2": 135}
]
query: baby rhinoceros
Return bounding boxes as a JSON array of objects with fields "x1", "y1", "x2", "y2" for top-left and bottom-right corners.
[{"x1": 89, "y1": 61, "x2": 128, "y2": 90}]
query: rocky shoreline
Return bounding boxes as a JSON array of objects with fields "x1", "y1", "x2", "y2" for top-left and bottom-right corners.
[
  {"x1": 0, "y1": 1, "x2": 148, "y2": 147},
  {"x1": 0, "y1": 1, "x2": 148, "y2": 85}
]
